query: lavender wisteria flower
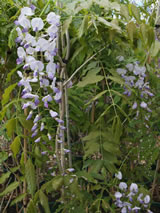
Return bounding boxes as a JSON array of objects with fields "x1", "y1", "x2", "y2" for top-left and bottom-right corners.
[
  {"x1": 130, "y1": 183, "x2": 138, "y2": 193},
  {"x1": 66, "y1": 168, "x2": 75, "y2": 172},
  {"x1": 15, "y1": 5, "x2": 70, "y2": 174},
  {"x1": 119, "y1": 182, "x2": 127, "y2": 191},
  {"x1": 115, "y1": 171, "x2": 122, "y2": 180},
  {"x1": 47, "y1": 133, "x2": 52, "y2": 141},
  {"x1": 49, "y1": 110, "x2": 58, "y2": 118},
  {"x1": 33, "y1": 114, "x2": 41, "y2": 123},
  {"x1": 31, "y1": 18, "x2": 44, "y2": 31},
  {"x1": 144, "y1": 195, "x2": 150, "y2": 204},
  {"x1": 35, "y1": 137, "x2": 41, "y2": 143},
  {"x1": 26, "y1": 110, "x2": 33, "y2": 120},
  {"x1": 42, "y1": 95, "x2": 53, "y2": 108},
  {"x1": 114, "y1": 172, "x2": 152, "y2": 212},
  {"x1": 116, "y1": 61, "x2": 154, "y2": 126},
  {"x1": 40, "y1": 122, "x2": 45, "y2": 131}
]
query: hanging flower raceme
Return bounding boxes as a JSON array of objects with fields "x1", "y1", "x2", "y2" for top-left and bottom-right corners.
[
  {"x1": 114, "y1": 171, "x2": 152, "y2": 212},
  {"x1": 116, "y1": 57, "x2": 154, "y2": 128},
  {"x1": 15, "y1": 5, "x2": 68, "y2": 175}
]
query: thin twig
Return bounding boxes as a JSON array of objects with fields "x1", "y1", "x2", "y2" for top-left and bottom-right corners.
[
  {"x1": 23, "y1": 108, "x2": 28, "y2": 213},
  {"x1": 2, "y1": 191, "x2": 14, "y2": 213},
  {"x1": 63, "y1": 47, "x2": 105, "y2": 87},
  {"x1": 151, "y1": 159, "x2": 160, "y2": 197},
  {"x1": 64, "y1": 30, "x2": 72, "y2": 167}
]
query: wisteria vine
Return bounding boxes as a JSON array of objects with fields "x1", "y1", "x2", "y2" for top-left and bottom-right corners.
[{"x1": 15, "y1": 5, "x2": 72, "y2": 175}]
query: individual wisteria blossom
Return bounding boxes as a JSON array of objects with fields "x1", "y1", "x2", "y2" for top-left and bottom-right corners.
[
  {"x1": 115, "y1": 171, "x2": 122, "y2": 180},
  {"x1": 42, "y1": 95, "x2": 53, "y2": 108},
  {"x1": 33, "y1": 114, "x2": 41, "y2": 123},
  {"x1": 41, "y1": 151, "x2": 47, "y2": 155},
  {"x1": 116, "y1": 55, "x2": 124, "y2": 62},
  {"x1": 40, "y1": 122, "x2": 44, "y2": 131},
  {"x1": 132, "y1": 102, "x2": 137, "y2": 110},
  {"x1": 31, "y1": 123, "x2": 38, "y2": 132},
  {"x1": 119, "y1": 182, "x2": 127, "y2": 191},
  {"x1": 46, "y1": 12, "x2": 60, "y2": 25},
  {"x1": 66, "y1": 168, "x2": 75, "y2": 172},
  {"x1": 115, "y1": 192, "x2": 123, "y2": 199},
  {"x1": 31, "y1": 18, "x2": 44, "y2": 31},
  {"x1": 47, "y1": 133, "x2": 52, "y2": 141},
  {"x1": 26, "y1": 110, "x2": 33, "y2": 120},
  {"x1": 35, "y1": 137, "x2": 41, "y2": 143},
  {"x1": 140, "y1": 101, "x2": 147, "y2": 109},
  {"x1": 130, "y1": 183, "x2": 138, "y2": 193},
  {"x1": 132, "y1": 206, "x2": 141, "y2": 212},
  {"x1": 21, "y1": 7, "x2": 34, "y2": 16},
  {"x1": 144, "y1": 195, "x2": 150, "y2": 204},
  {"x1": 31, "y1": 130, "x2": 38, "y2": 138},
  {"x1": 49, "y1": 110, "x2": 58, "y2": 118},
  {"x1": 64, "y1": 149, "x2": 70, "y2": 153}
]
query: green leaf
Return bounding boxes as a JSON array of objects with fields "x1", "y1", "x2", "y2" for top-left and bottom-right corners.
[
  {"x1": 20, "y1": 152, "x2": 25, "y2": 173},
  {"x1": 7, "y1": 65, "x2": 22, "y2": 83},
  {"x1": 0, "y1": 172, "x2": 11, "y2": 184},
  {"x1": 39, "y1": 190, "x2": 51, "y2": 213},
  {"x1": 8, "y1": 27, "x2": 17, "y2": 49},
  {"x1": 10, "y1": 136, "x2": 21, "y2": 158},
  {"x1": 97, "y1": 17, "x2": 121, "y2": 32},
  {"x1": 78, "y1": 15, "x2": 88, "y2": 38},
  {"x1": 151, "y1": 40, "x2": 160, "y2": 57},
  {"x1": 70, "y1": 45, "x2": 84, "y2": 63},
  {"x1": 0, "y1": 152, "x2": 8, "y2": 164},
  {"x1": 112, "y1": 117, "x2": 122, "y2": 143},
  {"x1": 10, "y1": 166, "x2": 19, "y2": 173},
  {"x1": 110, "y1": 2, "x2": 120, "y2": 11},
  {"x1": 25, "y1": 159, "x2": 36, "y2": 197},
  {"x1": 19, "y1": 115, "x2": 33, "y2": 131},
  {"x1": 106, "y1": 76, "x2": 125, "y2": 86},
  {"x1": 90, "y1": 159, "x2": 103, "y2": 173},
  {"x1": 83, "y1": 131, "x2": 100, "y2": 141},
  {"x1": 126, "y1": 21, "x2": 137, "y2": 42},
  {"x1": 52, "y1": 177, "x2": 64, "y2": 191},
  {"x1": 6, "y1": 118, "x2": 16, "y2": 138},
  {"x1": 0, "y1": 99, "x2": 19, "y2": 121},
  {"x1": 94, "y1": 0, "x2": 110, "y2": 10},
  {"x1": 120, "y1": 5, "x2": 130, "y2": 20},
  {"x1": 84, "y1": 142, "x2": 99, "y2": 159},
  {"x1": 140, "y1": 23, "x2": 147, "y2": 43},
  {"x1": 76, "y1": 171, "x2": 97, "y2": 183},
  {"x1": 131, "y1": 4, "x2": 140, "y2": 23},
  {"x1": 0, "y1": 181, "x2": 19, "y2": 197},
  {"x1": 147, "y1": 27, "x2": 155, "y2": 48},
  {"x1": 26, "y1": 199, "x2": 37, "y2": 213},
  {"x1": 86, "y1": 90, "x2": 107, "y2": 105},
  {"x1": 10, "y1": 193, "x2": 27, "y2": 206},
  {"x1": 62, "y1": 16, "x2": 72, "y2": 35},
  {"x1": 2, "y1": 83, "x2": 17, "y2": 106},
  {"x1": 103, "y1": 142, "x2": 119, "y2": 153},
  {"x1": 77, "y1": 69, "x2": 104, "y2": 87}
]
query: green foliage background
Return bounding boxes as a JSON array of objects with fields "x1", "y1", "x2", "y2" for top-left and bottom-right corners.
[{"x1": 0, "y1": 0, "x2": 160, "y2": 212}]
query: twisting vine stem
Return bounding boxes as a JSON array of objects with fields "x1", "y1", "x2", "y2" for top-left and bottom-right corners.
[
  {"x1": 23, "y1": 108, "x2": 28, "y2": 213},
  {"x1": 64, "y1": 30, "x2": 72, "y2": 167}
]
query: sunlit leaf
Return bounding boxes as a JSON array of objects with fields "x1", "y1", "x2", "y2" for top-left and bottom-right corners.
[
  {"x1": 25, "y1": 159, "x2": 36, "y2": 197},
  {"x1": 10, "y1": 136, "x2": 21, "y2": 158},
  {"x1": 0, "y1": 181, "x2": 19, "y2": 197}
]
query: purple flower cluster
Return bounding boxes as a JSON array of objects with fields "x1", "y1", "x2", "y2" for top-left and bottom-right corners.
[
  {"x1": 15, "y1": 6, "x2": 65, "y2": 161},
  {"x1": 116, "y1": 60, "x2": 154, "y2": 123},
  {"x1": 114, "y1": 171, "x2": 152, "y2": 213}
]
